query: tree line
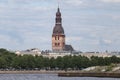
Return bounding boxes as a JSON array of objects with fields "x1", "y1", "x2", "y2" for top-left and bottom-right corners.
[{"x1": 0, "y1": 48, "x2": 120, "y2": 70}]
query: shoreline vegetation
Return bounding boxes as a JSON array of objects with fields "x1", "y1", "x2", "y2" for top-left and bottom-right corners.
[
  {"x1": 0, "y1": 70, "x2": 66, "y2": 74},
  {"x1": 0, "y1": 49, "x2": 120, "y2": 71}
]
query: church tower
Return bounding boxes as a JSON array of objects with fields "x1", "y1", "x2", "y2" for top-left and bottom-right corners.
[{"x1": 52, "y1": 7, "x2": 65, "y2": 51}]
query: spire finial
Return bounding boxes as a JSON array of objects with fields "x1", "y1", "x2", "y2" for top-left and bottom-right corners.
[
  {"x1": 57, "y1": 7, "x2": 60, "y2": 12},
  {"x1": 57, "y1": 0, "x2": 60, "y2": 12},
  {"x1": 57, "y1": 0, "x2": 59, "y2": 8}
]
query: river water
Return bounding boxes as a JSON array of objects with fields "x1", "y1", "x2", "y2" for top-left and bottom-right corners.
[{"x1": 0, "y1": 74, "x2": 119, "y2": 80}]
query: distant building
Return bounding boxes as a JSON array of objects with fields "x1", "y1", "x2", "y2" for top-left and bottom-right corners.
[
  {"x1": 52, "y1": 7, "x2": 74, "y2": 52},
  {"x1": 15, "y1": 48, "x2": 41, "y2": 56},
  {"x1": 64, "y1": 45, "x2": 74, "y2": 51}
]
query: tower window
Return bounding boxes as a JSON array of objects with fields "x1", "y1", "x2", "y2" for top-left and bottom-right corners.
[
  {"x1": 55, "y1": 43, "x2": 57, "y2": 46},
  {"x1": 55, "y1": 36, "x2": 57, "y2": 40},
  {"x1": 58, "y1": 43, "x2": 60, "y2": 46}
]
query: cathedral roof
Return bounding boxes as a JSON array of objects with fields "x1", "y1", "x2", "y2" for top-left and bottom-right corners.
[
  {"x1": 53, "y1": 24, "x2": 64, "y2": 34},
  {"x1": 64, "y1": 45, "x2": 74, "y2": 51}
]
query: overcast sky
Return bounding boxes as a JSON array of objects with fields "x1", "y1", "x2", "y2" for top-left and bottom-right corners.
[{"x1": 0, "y1": 0, "x2": 120, "y2": 52}]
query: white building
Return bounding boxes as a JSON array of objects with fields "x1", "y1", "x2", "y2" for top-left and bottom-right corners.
[
  {"x1": 42, "y1": 52, "x2": 72, "y2": 58},
  {"x1": 15, "y1": 48, "x2": 41, "y2": 56}
]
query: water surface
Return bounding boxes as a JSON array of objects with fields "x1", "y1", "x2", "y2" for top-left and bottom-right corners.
[{"x1": 0, "y1": 74, "x2": 119, "y2": 80}]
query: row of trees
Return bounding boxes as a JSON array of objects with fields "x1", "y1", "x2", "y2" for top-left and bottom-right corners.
[{"x1": 0, "y1": 48, "x2": 120, "y2": 70}]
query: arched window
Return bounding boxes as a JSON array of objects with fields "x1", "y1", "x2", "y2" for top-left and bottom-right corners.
[
  {"x1": 58, "y1": 36, "x2": 59, "y2": 40},
  {"x1": 58, "y1": 43, "x2": 60, "y2": 46},
  {"x1": 55, "y1": 36, "x2": 57, "y2": 40},
  {"x1": 55, "y1": 43, "x2": 57, "y2": 46}
]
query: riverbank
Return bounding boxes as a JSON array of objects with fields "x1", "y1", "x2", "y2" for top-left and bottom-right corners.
[
  {"x1": 0, "y1": 70, "x2": 66, "y2": 74},
  {"x1": 58, "y1": 72, "x2": 120, "y2": 78}
]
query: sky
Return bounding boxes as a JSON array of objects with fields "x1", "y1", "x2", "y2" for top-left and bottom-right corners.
[{"x1": 0, "y1": 0, "x2": 120, "y2": 52}]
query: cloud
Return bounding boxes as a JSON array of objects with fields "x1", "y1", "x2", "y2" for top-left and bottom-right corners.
[
  {"x1": 66, "y1": 36, "x2": 83, "y2": 43},
  {"x1": 0, "y1": 34, "x2": 20, "y2": 49},
  {"x1": 111, "y1": 15, "x2": 120, "y2": 20},
  {"x1": 0, "y1": 26, "x2": 51, "y2": 50},
  {"x1": 99, "y1": 39, "x2": 113, "y2": 46},
  {"x1": 102, "y1": 39, "x2": 112, "y2": 45},
  {"x1": 100, "y1": 0, "x2": 120, "y2": 3},
  {"x1": 64, "y1": 0, "x2": 83, "y2": 6}
]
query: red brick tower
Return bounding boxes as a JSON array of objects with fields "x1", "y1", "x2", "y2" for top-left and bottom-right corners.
[{"x1": 52, "y1": 7, "x2": 65, "y2": 51}]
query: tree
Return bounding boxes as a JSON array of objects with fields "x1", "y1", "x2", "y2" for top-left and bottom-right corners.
[
  {"x1": 34, "y1": 56, "x2": 44, "y2": 69},
  {"x1": 0, "y1": 57, "x2": 7, "y2": 68}
]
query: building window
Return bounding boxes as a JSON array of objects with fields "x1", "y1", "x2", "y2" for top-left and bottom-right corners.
[
  {"x1": 58, "y1": 43, "x2": 60, "y2": 46},
  {"x1": 58, "y1": 36, "x2": 59, "y2": 40},
  {"x1": 55, "y1": 43, "x2": 57, "y2": 46},
  {"x1": 55, "y1": 43, "x2": 60, "y2": 46},
  {"x1": 55, "y1": 36, "x2": 57, "y2": 40}
]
